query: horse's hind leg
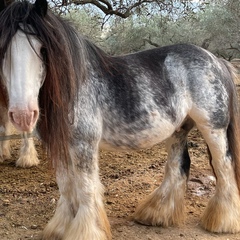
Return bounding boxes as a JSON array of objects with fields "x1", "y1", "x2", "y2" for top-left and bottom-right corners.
[
  {"x1": 134, "y1": 118, "x2": 194, "y2": 227},
  {"x1": 198, "y1": 125, "x2": 240, "y2": 233}
]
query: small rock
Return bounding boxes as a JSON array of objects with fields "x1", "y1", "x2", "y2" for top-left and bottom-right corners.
[
  {"x1": 3, "y1": 199, "x2": 10, "y2": 206},
  {"x1": 20, "y1": 226, "x2": 28, "y2": 230},
  {"x1": 50, "y1": 198, "x2": 56, "y2": 204},
  {"x1": 31, "y1": 225, "x2": 38, "y2": 229}
]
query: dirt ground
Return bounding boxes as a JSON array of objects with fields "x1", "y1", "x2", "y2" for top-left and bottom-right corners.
[{"x1": 1, "y1": 88, "x2": 240, "y2": 240}]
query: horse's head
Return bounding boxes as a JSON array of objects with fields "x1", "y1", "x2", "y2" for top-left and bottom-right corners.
[
  {"x1": 0, "y1": 0, "x2": 84, "y2": 162},
  {"x1": 0, "y1": 0, "x2": 48, "y2": 132},
  {"x1": 3, "y1": 30, "x2": 46, "y2": 132}
]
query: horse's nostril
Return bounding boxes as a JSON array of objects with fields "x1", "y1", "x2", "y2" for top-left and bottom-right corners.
[
  {"x1": 8, "y1": 111, "x2": 13, "y2": 122},
  {"x1": 8, "y1": 111, "x2": 18, "y2": 124},
  {"x1": 33, "y1": 110, "x2": 39, "y2": 122}
]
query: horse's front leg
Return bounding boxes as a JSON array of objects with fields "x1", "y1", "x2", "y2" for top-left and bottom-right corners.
[
  {"x1": 62, "y1": 154, "x2": 111, "y2": 240},
  {"x1": 42, "y1": 140, "x2": 111, "y2": 240}
]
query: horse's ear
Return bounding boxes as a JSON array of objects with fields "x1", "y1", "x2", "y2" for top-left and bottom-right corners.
[
  {"x1": 0, "y1": 0, "x2": 6, "y2": 13},
  {"x1": 34, "y1": 0, "x2": 48, "y2": 17}
]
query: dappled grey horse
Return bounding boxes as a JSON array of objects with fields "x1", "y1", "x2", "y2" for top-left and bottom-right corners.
[{"x1": 1, "y1": 0, "x2": 240, "y2": 239}]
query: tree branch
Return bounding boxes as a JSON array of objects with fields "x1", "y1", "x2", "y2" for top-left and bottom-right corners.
[
  {"x1": 143, "y1": 37, "x2": 160, "y2": 47},
  {"x1": 70, "y1": 0, "x2": 163, "y2": 18},
  {"x1": 55, "y1": 0, "x2": 207, "y2": 19}
]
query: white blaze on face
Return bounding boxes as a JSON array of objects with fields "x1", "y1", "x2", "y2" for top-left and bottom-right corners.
[{"x1": 2, "y1": 30, "x2": 45, "y2": 132}]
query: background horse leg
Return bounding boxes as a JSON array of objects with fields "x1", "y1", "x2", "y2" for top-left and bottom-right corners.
[
  {"x1": 42, "y1": 145, "x2": 111, "y2": 240},
  {"x1": 0, "y1": 118, "x2": 11, "y2": 161},
  {"x1": 16, "y1": 136, "x2": 39, "y2": 167},
  {"x1": 134, "y1": 119, "x2": 194, "y2": 227},
  {"x1": 0, "y1": 88, "x2": 10, "y2": 161},
  {"x1": 198, "y1": 125, "x2": 240, "y2": 233},
  {"x1": 0, "y1": 104, "x2": 39, "y2": 167}
]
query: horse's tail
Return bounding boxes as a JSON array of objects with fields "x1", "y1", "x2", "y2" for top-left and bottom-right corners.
[{"x1": 222, "y1": 59, "x2": 240, "y2": 195}]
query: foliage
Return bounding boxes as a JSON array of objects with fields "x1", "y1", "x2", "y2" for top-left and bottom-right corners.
[
  {"x1": 190, "y1": 1, "x2": 240, "y2": 59},
  {"x1": 102, "y1": 0, "x2": 240, "y2": 58},
  {"x1": 66, "y1": 0, "x2": 240, "y2": 59},
  {"x1": 51, "y1": 0, "x2": 208, "y2": 19},
  {"x1": 65, "y1": 9, "x2": 105, "y2": 47}
]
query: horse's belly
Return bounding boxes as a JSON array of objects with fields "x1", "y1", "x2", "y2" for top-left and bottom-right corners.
[{"x1": 100, "y1": 118, "x2": 176, "y2": 151}]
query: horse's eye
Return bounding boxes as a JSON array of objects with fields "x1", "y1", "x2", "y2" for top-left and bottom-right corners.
[{"x1": 40, "y1": 47, "x2": 47, "y2": 61}]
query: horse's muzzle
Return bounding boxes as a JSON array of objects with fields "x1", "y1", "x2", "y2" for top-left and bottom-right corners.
[{"x1": 8, "y1": 109, "x2": 39, "y2": 132}]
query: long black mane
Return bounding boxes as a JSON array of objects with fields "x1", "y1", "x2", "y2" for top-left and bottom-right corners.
[{"x1": 0, "y1": 0, "x2": 113, "y2": 165}]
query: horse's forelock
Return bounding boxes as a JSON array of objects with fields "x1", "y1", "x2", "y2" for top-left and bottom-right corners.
[{"x1": 0, "y1": 1, "x2": 39, "y2": 73}]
